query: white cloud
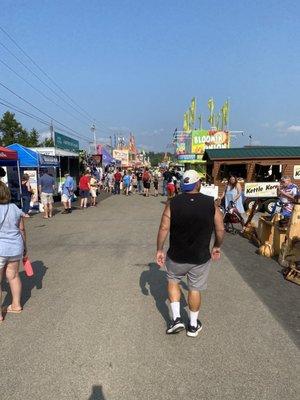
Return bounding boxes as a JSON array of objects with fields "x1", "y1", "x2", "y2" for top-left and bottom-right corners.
[
  {"x1": 286, "y1": 125, "x2": 300, "y2": 133},
  {"x1": 274, "y1": 121, "x2": 286, "y2": 129},
  {"x1": 261, "y1": 122, "x2": 270, "y2": 128}
]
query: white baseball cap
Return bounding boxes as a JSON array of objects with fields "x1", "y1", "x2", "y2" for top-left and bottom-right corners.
[{"x1": 181, "y1": 170, "x2": 201, "y2": 192}]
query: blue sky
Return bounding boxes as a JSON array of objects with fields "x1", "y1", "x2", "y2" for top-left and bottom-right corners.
[{"x1": 1, "y1": 0, "x2": 300, "y2": 151}]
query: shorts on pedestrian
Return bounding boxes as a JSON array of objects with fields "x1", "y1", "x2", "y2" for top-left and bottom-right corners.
[
  {"x1": 90, "y1": 188, "x2": 97, "y2": 198},
  {"x1": 143, "y1": 181, "x2": 150, "y2": 189},
  {"x1": 61, "y1": 194, "x2": 71, "y2": 202},
  {"x1": 154, "y1": 181, "x2": 158, "y2": 190},
  {"x1": 165, "y1": 256, "x2": 211, "y2": 291},
  {"x1": 0, "y1": 255, "x2": 22, "y2": 270},
  {"x1": 41, "y1": 192, "x2": 54, "y2": 205},
  {"x1": 80, "y1": 190, "x2": 90, "y2": 198}
]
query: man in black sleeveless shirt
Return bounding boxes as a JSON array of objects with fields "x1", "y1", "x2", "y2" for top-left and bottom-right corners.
[{"x1": 156, "y1": 170, "x2": 224, "y2": 337}]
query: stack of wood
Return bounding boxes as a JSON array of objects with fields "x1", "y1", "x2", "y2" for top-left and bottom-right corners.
[{"x1": 257, "y1": 213, "x2": 283, "y2": 257}]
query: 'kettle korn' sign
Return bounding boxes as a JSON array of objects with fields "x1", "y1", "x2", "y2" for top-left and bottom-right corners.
[
  {"x1": 244, "y1": 182, "x2": 280, "y2": 198},
  {"x1": 294, "y1": 165, "x2": 300, "y2": 180}
]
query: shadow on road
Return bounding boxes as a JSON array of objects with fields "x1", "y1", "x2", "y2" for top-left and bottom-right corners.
[
  {"x1": 1, "y1": 260, "x2": 47, "y2": 308},
  {"x1": 139, "y1": 262, "x2": 188, "y2": 325},
  {"x1": 223, "y1": 233, "x2": 300, "y2": 348},
  {"x1": 88, "y1": 385, "x2": 106, "y2": 400}
]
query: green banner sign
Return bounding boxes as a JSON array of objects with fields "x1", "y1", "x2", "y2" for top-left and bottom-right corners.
[{"x1": 54, "y1": 131, "x2": 79, "y2": 153}]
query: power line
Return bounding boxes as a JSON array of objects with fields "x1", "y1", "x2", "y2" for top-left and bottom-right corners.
[
  {"x1": 0, "y1": 57, "x2": 93, "y2": 127},
  {"x1": 0, "y1": 41, "x2": 113, "y2": 134},
  {"x1": 0, "y1": 26, "x2": 95, "y2": 120},
  {"x1": 0, "y1": 40, "x2": 96, "y2": 125},
  {"x1": 0, "y1": 25, "x2": 115, "y2": 132},
  {"x1": 0, "y1": 26, "x2": 116, "y2": 134},
  {"x1": 0, "y1": 82, "x2": 92, "y2": 142},
  {"x1": 0, "y1": 98, "x2": 91, "y2": 143}
]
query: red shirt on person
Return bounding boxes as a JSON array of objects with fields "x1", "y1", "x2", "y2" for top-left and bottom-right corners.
[
  {"x1": 79, "y1": 175, "x2": 90, "y2": 190},
  {"x1": 114, "y1": 171, "x2": 122, "y2": 182}
]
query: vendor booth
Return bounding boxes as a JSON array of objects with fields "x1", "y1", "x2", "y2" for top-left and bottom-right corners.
[
  {"x1": 7, "y1": 143, "x2": 59, "y2": 200},
  {"x1": 0, "y1": 146, "x2": 22, "y2": 204},
  {"x1": 31, "y1": 146, "x2": 80, "y2": 186},
  {"x1": 204, "y1": 146, "x2": 300, "y2": 195}
]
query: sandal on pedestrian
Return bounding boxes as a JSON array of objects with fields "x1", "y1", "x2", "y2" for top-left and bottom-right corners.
[{"x1": 6, "y1": 305, "x2": 22, "y2": 314}]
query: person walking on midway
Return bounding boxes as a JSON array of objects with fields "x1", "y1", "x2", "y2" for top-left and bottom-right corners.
[
  {"x1": 79, "y1": 171, "x2": 91, "y2": 209},
  {"x1": 114, "y1": 168, "x2": 122, "y2": 195},
  {"x1": 123, "y1": 170, "x2": 132, "y2": 196},
  {"x1": 61, "y1": 173, "x2": 75, "y2": 214},
  {"x1": 220, "y1": 175, "x2": 245, "y2": 215},
  {"x1": 39, "y1": 170, "x2": 55, "y2": 219},
  {"x1": 21, "y1": 174, "x2": 32, "y2": 218},
  {"x1": 136, "y1": 169, "x2": 143, "y2": 194},
  {"x1": 0, "y1": 182, "x2": 27, "y2": 319},
  {"x1": 142, "y1": 168, "x2": 151, "y2": 197},
  {"x1": 156, "y1": 170, "x2": 224, "y2": 337},
  {"x1": 89, "y1": 174, "x2": 98, "y2": 207}
]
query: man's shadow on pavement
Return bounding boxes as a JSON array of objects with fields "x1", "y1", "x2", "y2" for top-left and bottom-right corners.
[
  {"x1": 88, "y1": 385, "x2": 106, "y2": 400},
  {"x1": 2, "y1": 260, "x2": 48, "y2": 308},
  {"x1": 140, "y1": 262, "x2": 188, "y2": 325}
]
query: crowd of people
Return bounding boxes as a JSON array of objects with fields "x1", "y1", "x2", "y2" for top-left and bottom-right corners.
[{"x1": 0, "y1": 160, "x2": 299, "y2": 328}]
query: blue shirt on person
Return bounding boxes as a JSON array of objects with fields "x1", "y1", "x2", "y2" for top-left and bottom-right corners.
[
  {"x1": 0, "y1": 203, "x2": 24, "y2": 257},
  {"x1": 123, "y1": 175, "x2": 131, "y2": 186},
  {"x1": 62, "y1": 176, "x2": 75, "y2": 196},
  {"x1": 39, "y1": 173, "x2": 55, "y2": 194}
]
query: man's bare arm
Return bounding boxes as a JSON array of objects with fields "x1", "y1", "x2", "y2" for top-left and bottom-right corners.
[
  {"x1": 157, "y1": 204, "x2": 171, "y2": 251},
  {"x1": 213, "y1": 204, "x2": 225, "y2": 248}
]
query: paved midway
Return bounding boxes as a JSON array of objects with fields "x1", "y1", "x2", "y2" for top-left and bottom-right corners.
[{"x1": 0, "y1": 193, "x2": 299, "y2": 400}]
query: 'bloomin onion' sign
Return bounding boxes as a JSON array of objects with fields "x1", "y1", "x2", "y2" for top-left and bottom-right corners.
[{"x1": 244, "y1": 182, "x2": 280, "y2": 198}]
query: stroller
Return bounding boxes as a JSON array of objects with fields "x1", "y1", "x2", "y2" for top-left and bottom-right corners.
[{"x1": 222, "y1": 201, "x2": 244, "y2": 234}]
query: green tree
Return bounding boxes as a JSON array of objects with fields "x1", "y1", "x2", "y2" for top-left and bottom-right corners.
[
  {"x1": 27, "y1": 128, "x2": 39, "y2": 147},
  {"x1": 40, "y1": 137, "x2": 54, "y2": 147},
  {"x1": 0, "y1": 111, "x2": 25, "y2": 146}
]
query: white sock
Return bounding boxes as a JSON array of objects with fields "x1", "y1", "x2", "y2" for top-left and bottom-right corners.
[
  {"x1": 189, "y1": 310, "x2": 199, "y2": 327},
  {"x1": 170, "y1": 302, "x2": 180, "y2": 320}
]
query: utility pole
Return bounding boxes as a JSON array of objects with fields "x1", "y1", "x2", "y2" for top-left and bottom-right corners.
[
  {"x1": 91, "y1": 123, "x2": 96, "y2": 154},
  {"x1": 50, "y1": 120, "x2": 54, "y2": 142}
]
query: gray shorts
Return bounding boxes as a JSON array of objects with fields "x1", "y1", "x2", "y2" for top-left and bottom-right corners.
[
  {"x1": 165, "y1": 257, "x2": 211, "y2": 291},
  {"x1": 0, "y1": 255, "x2": 22, "y2": 270}
]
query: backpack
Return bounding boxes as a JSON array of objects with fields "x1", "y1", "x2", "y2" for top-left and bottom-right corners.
[{"x1": 143, "y1": 172, "x2": 150, "y2": 182}]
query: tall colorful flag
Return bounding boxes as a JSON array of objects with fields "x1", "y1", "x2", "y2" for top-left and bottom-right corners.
[
  {"x1": 221, "y1": 99, "x2": 230, "y2": 129},
  {"x1": 183, "y1": 112, "x2": 189, "y2": 131},
  {"x1": 208, "y1": 98, "x2": 215, "y2": 126},
  {"x1": 190, "y1": 97, "x2": 196, "y2": 128}
]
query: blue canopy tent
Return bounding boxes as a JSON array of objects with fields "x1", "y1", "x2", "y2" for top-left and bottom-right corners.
[
  {"x1": 7, "y1": 144, "x2": 59, "y2": 208},
  {"x1": 0, "y1": 146, "x2": 22, "y2": 205},
  {"x1": 7, "y1": 143, "x2": 59, "y2": 168}
]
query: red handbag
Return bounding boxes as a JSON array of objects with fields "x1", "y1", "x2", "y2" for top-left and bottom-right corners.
[{"x1": 23, "y1": 256, "x2": 34, "y2": 277}]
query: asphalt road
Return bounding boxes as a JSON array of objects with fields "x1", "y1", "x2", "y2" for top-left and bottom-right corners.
[{"x1": 0, "y1": 192, "x2": 299, "y2": 400}]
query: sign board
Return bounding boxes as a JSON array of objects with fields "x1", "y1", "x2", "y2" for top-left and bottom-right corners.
[
  {"x1": 175, "y1": 133, "x2": 190, "y2": 155},
  {"x1": 113, "y1": 149, "x2": 129, "y2": 166},
  {"x1": 244, "y1": 182, "x2": 280, "y2": 198},
  {"x1": 54, "y1": 132, "x2": 79, "y2": 153},
  {"x1": 200, "y1": 185, "x2": 219, "y2": 199},
  {"x1": 39, "y1": 154, "x2": 59, "y2": 167},
  {"x1": 294, "y1": 165, "x2": 300, "y2": 180},
  {"x1": 191, "y1": 130, "x2": 230, "y2": 155},
  {"x1": 177, "y1": 154, "x2": 205, "y2": 164}
]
